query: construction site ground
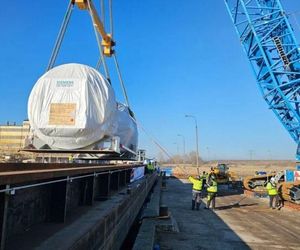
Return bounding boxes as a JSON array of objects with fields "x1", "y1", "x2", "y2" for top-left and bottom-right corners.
[{"x1": 156, "y1": 178, "x2": 300, "y2": 250}]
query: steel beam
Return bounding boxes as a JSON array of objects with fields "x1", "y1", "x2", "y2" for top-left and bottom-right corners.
[
  {"x1": 110, "y1": 172, "x2": 119, "y2": 191},
  {"x1": 0, "y1": 185, "x2": 9, "y2": 250},
  {"x1": 94, "y1": 173, "x2": 111, "y2": 201},
  {"x1": 0, "y1": 164, "x2": 139, "y2": 186},
  {"x1": 49, "y1": 180, "x2": 69, "y2": 223}
]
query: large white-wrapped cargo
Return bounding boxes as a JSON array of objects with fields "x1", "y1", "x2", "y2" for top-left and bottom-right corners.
[
  {"x1": 116, "y1": 103, "x2": 138, "y2": 151},
  {"x1": 27, "y1": 63, "x2": 137, "y2": 152}
]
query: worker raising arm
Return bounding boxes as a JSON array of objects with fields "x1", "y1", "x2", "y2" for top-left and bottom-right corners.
[{"x1": 188, "y1": 175, "x2": 203, "y2": 210}]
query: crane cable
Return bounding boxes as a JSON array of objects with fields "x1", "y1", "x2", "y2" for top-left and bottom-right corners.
[
  {"x1": 104, "y1": 0, "x2": 166, "y2": 157},
  {"x1": 94, "y1": 0, "x2": 131, "y2": 108},
  {"x1": 45, "y1": 0, "x2": 172, "y2": 162},
  {"x1": 102, "y1": 0, "x2": 164, "y2": 157},
  {"x1": 135, "y1": 120, "x2": 173, "y2": 160},
  {"x1": 95, "y1": 57, "x2": 104, "y2": 71},
  {"x1": 113, "y1": 54, "x2": 131, "y2": 108},
  {"x1": 100, "y1": 0, "x2": 105, "y2": 25},
  {"x1": 108, "y1": 0, "x2": 114, "y2": 38},
  {"x1": 95, "y1": 0, "x2": 106, "y2": 72},
  {"x1": 96, "y1": 0, "x2": 106, "y2": 72},
  {"x1": 47, "y1": 1, "x2": 74, "y2": 71},
  {"x1": 107, "y1": 0, "x2": 131, "y2": 108},
  {"x1": 87, "y1": 0, "x2": 111, "y2": 82}
]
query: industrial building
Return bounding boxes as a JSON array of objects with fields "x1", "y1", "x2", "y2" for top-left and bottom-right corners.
[{"x1": 0, "y1": 120, "x2": 30, "y2": 151}]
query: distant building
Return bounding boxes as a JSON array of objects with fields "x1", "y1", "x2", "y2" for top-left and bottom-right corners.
[{"x1": 0, "y1": 120, "x2": 30, "y2": 151}]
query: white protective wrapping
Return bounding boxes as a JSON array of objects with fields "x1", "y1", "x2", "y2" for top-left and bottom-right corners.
[
  {"x1": 116, "y1": 103, "x2": 138, "y2": 151},
  {"x1": 28, "y1": 63, "x2": 117, "y2": 150}
]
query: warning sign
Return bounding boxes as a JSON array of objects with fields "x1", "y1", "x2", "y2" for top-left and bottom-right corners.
[{"x1": 49, "y1": 103, "x2": 76, "y2": 125}]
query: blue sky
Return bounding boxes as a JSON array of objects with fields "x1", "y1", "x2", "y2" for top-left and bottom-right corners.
[{"x1": 1, "y1": 0, "x2": 300, "y2": 160}]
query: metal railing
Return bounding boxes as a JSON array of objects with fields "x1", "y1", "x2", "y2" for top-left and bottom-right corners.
[{"x1": 0, "y1": 168, "x2": 133, "y2": 195}]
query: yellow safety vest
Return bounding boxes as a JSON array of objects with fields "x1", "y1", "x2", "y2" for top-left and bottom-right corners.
[
  {"x1": 201, "y1": 174, "x2": 208, "y2": 180},
  {"x1": 189, "y1": 176, "x2": 203, "y2": 191},
  {"x1": 147, "y1": 164, "x2": 154, "y2": 170},
  {"x1": 207, "y1": 180, "x2": 217, "y2": 193},
  {"x1": 266, "y1": 182, "x2": 278, "y2": 195}
]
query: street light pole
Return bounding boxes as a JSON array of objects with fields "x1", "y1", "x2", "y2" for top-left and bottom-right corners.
[{"x1": 185, "y1": 115, "x2": 200, "y2": 174}]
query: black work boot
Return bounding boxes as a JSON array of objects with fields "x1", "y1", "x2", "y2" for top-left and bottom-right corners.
[
  {"x1": 196, "y1": 202, "x2": 200, "y2": 210},
  {"x1": 192, "y1": 200, "x2": 195, "y2": 210}
]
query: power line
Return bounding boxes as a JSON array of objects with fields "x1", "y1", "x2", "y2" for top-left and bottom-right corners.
[{"x1": 135, "y1": 120, "x2": 172, "y2": 159}]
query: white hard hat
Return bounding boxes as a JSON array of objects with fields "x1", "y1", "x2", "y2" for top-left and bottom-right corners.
[{"x1": 270, "y1": 177, "x2": 275, "y2": 183}]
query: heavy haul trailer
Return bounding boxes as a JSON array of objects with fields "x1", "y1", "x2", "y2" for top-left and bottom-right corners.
[
  {"x1": 225, "y1": 0, "x2": 300, "y2": 203},
  {"x1": 24, "y1": 0, "x2": 138, "y2": 160}
]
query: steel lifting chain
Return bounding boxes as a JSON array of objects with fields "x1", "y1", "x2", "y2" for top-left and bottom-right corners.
[{"x1": 47, "y1": 0, "x2": 74, "y2": 71}]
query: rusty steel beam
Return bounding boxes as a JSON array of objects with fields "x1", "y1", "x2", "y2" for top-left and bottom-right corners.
[
  {"x1": 0, "y1": 163, "x2": 114, "y2": 172},
  {"x1": 0, "y1": 164, "x2": 143, "y2": 186}
]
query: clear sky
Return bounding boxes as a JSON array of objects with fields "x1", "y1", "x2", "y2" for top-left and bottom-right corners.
[{"x1": 1, "y1": 0, "x2": 300, "y2": 160}]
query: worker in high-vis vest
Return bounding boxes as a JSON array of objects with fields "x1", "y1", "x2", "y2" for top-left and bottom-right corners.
[
  {"x1": 201, "y1": 171, "x2": 208, "y2": 198},
  {"x1": 205, "y1": 174, "x2": 218, "y2": 210},
  {"x1": 146, "y1": 161, "x2": 155, "y2": 174},
  {"x1": 266, "y1": 177, "x2": 279, "y2": 209},
  {"x1": 68, "y1": 155, "x2": 74, "y2": 163},
  {"x1": 188, "y1": 175, "x2": 203, "y2": 210}
]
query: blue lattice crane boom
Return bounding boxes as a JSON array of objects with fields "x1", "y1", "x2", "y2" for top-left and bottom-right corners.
[{"x1": 224, "y1": 0, "x2": 300, "y2": 158}]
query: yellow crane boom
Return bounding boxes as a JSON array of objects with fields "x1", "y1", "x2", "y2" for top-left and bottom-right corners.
[{"x1": 73, "y1": 0, "x2": 115, "y2": 57}]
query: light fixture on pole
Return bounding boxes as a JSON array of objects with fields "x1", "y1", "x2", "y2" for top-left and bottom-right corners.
[{"x1": 185, "y1": 114, "x2": 199, "y2": 172}]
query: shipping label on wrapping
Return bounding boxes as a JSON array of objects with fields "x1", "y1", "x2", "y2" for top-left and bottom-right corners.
[{"x1": 49, "y1": 103, "x2": 76, "y2": 125}]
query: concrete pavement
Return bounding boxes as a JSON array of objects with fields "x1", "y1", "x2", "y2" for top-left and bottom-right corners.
[{"x1": 156, "y1": 178, "x2": 300, "y2": 250}]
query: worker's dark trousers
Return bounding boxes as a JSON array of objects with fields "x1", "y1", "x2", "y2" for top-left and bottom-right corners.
[
  {"x1": 206, "y1": 192, "x2": 216, "y2": 209},
  {"x1": 201, "y1": 187, "x2": 207, "y2": 198},
  {"x1": 278, "y1": 195, "x2": 284, "y2": 208},
  {"x1": 269, "y1": 194, "x2": 279, "y2": 208},
  {"x1": 192, "y1": 190, "x2": 201, "y2": 210}
]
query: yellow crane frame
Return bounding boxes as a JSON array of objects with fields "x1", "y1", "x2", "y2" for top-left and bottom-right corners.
[{"x1": 73, "y1": 0, "x2": 115, "y2": 57}]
